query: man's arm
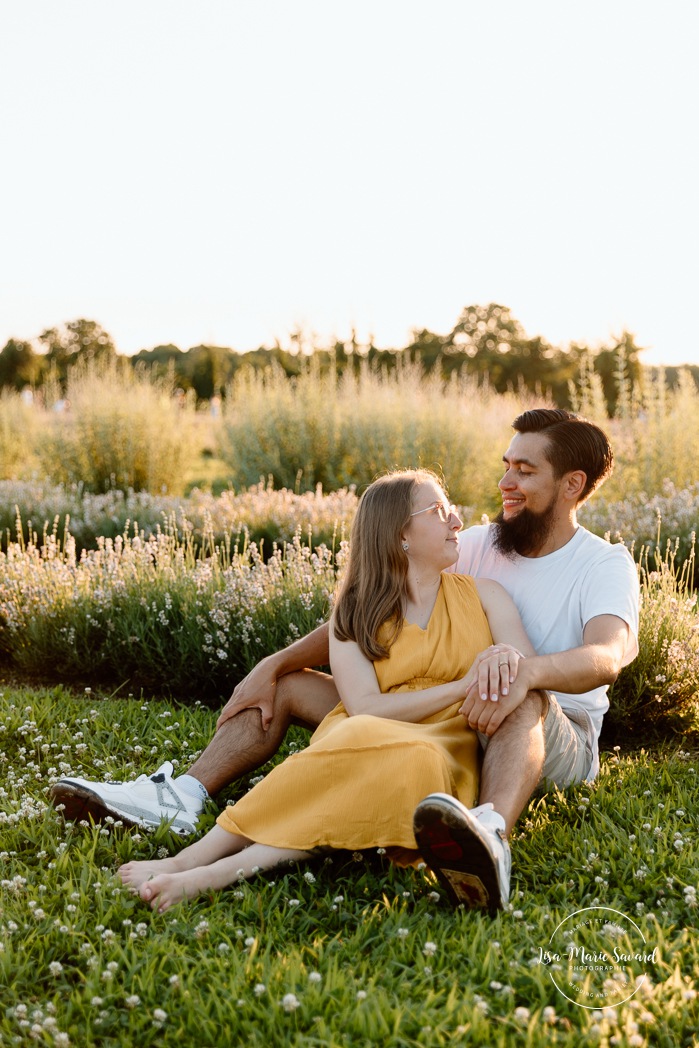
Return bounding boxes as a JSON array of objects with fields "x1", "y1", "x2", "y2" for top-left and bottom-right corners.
[
  {"x1": 459, "y1": 614, "x2": 632, "y2": 737},
  {"x1": 216, "y1": 621, "x2": 331, "y2": 732}
]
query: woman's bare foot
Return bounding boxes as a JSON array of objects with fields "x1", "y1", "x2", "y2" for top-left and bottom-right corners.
[
  {"x1": 118, "y1": 857, "x2": 180, "y2": 891},
  {"x1": 139, "y1": 869, "x2": 212, "y2": 913}
]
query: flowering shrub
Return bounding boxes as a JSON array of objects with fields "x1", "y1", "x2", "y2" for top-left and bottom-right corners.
[
  {"x1": 0, "y1": 526, "x2": 339, "y2": 702},
  {"x1": 0, "y1": 516, "x2": 696, "y2": 737},
  {"x1": 579, "y1": 480, "x2": 699, "y2": 569},
  {"x1": 0, "y1": 479, "x2": 360, "y2": 557},
  {"x1": 5, "y1": 473, "x2": 698, "y2": 582}
]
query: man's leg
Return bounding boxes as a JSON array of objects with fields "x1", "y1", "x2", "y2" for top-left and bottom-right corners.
[
  {"x1": 51, "y1": 669, "x2": 339, "y2": 830},
  {"x1": 413, "y1": 692, "x2": 547, "y2": 913},
  {"x1": 477, "y1": 691, "x2": 547, "y2": 835},
  {"x1": 187, "y1": 669, "x2": 338, "y2": 795}
]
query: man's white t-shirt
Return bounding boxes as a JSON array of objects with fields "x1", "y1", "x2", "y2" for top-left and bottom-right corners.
[{"x1": 455, "y1": 524, "x2": 640, "y2": 779}]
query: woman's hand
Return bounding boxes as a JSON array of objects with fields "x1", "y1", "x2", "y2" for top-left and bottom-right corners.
[
  {"x1": 459, "y1": 647, "x2": 530, "y2": 735},
  {"x1": 458, "y1": 644, "x2": 525, "y2": 719}
]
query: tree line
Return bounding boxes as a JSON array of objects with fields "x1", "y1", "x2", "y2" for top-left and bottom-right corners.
[{"x1": 2, "y1": 305, "x2": 696, "y2": 414}]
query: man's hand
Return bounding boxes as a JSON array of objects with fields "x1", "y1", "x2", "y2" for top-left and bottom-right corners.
[{"x1": 216, "y1": 659, "x2": 278, "y2": 733}]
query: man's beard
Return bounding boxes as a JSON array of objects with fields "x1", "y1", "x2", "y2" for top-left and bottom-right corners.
[{"x1": 491, "y1": 502, "x2": 556, "y2": 558}]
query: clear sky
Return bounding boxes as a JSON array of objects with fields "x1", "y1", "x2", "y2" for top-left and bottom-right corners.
[{"x1": 2, "y1": 2, "x2": 697, "y2": 366}]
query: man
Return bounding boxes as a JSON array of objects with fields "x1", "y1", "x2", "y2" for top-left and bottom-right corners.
[{"x1": 52, "y1": 408, "x2": 639, "y2": 913}]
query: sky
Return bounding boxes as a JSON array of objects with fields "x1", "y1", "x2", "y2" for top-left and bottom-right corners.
[{"x1": 1, "y1": 2, "x2": 697, "y2": 367}]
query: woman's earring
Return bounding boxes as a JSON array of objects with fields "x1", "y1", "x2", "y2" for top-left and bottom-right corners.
[{"x1": 402, "y1": 542, "x2": 409, "y2": 551}]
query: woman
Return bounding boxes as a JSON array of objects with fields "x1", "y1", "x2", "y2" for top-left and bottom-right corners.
[{"x1": 119, "y1": 469, "x2": 534, "y2": 912}]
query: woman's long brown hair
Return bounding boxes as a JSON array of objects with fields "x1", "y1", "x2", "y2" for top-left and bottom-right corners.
[{"x1": 332, "y1": 469, "x2": 442, "y2": 661}]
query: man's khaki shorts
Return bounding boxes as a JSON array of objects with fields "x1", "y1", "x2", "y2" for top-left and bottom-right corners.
[
  {"x1": 479, "y1": 694, "x2": 593, "y2": 789},
  {"x1": 539, "y1": 695, "x2": 594, "y2": 788}
]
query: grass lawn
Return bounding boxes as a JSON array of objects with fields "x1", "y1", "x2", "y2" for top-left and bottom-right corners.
[{"x1": 0, "y1": 686, "x2": 697, "y2": 1047}]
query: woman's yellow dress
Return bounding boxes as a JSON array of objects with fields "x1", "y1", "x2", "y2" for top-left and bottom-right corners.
[{"x1": 216, "y1": 574, "x2": 492, "y2": 853}]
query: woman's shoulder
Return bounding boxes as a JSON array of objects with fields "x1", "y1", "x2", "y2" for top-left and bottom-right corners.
[
  {"x1": 443, "y1": 572, "x2": 508, "y2": 605},
  {"x1": 441, "y1": 572, "x2": 479, "y2": 597}
]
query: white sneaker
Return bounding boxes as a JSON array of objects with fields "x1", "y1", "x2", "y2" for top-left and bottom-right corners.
[
  {"x1": 413, "y1": 793, "x2": 511, "y2": 913},
  {"x1": 51, "y1": 762, "x2": 203, "y2": 835}
]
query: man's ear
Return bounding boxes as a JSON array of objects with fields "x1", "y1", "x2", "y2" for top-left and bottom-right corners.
[{"x1": 564, "y1": 470, "x2": 587, "y2": 503}]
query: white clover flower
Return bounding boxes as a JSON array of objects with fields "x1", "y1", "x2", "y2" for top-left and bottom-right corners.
[
  {"x1": 303, "y1": 871, "x2": 316, "y2": 883},
  {"x1": 514, "y1": 1007, "x2": 530, "y2": 1023},
  {"x1": 356, "y1": 990, "x2": 367, "y2": 1001},
  {"x1": 254, "y1": 984, "x2": 266, "y2": 997},
  {"x1": 48, "y1": 962, "x2": 63, "y2": 976},
  {"x1": 125, "y1": 996, "x2": 141, "y2": 1009},
  {"x1": 282, "y1": 993, "x2": 300, "y2": 1012},
  {"x1": 308, "y1": 971, "x2": 322, "y2": 984},
  {"x1": 423, "y1": 942, "x2": 437, "y2": 957},
  {"x1": 153, "y1": 1008, "x2": 167, "y2": 1022}
]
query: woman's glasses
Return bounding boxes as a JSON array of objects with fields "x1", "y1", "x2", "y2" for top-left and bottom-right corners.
[{"x1": 409, "y1": 501, "x2": 456, "y2": 523}]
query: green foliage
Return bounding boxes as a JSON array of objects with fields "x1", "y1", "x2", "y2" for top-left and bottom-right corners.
[
  {"x1": 4, "y1": 304, "x2": 686, "y2": 415},
  {"x1": 0, "y1": 338, "x2": 43, "y2": 389},
  {"x1": 1, "y1": 687, "x2": 698, "y2": 1046},
  {"x1": 605, "y1": 541, "x2": 699, "y2": 741},
  {"x1": 38, "y1": 318, "x2": 117, "y2": 384},
  {"x1": 35, "y1": 358, "x2": 203, "y2": 495}
]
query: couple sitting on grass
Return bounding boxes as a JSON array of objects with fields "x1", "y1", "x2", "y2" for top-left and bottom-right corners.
[{"x1": 53, "y1": 408, "x2": 640, "y2": 915}]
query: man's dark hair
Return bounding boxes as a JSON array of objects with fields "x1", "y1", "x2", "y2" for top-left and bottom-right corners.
[{"x1": 512, "y1": 408, "x2": 614, "y2": 503}]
